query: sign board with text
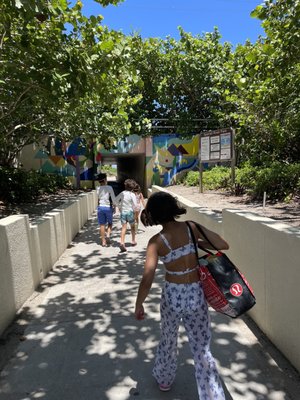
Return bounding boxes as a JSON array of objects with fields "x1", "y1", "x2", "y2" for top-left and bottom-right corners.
[
  {"x1": 198, "y1": 128, "x2": 235, "y2": 192},
  {"x1": 200, "y1": 128, "x2": 233, "y2": 162}
]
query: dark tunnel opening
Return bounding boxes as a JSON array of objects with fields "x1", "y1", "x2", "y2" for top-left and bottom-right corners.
[{"x1": 102, "y1": 154, "x2": 146, "y2": 197}]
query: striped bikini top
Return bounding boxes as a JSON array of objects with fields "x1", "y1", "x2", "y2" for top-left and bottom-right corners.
[{"x1": 159, "y1": 225, "x2": 197, "y2": 276}]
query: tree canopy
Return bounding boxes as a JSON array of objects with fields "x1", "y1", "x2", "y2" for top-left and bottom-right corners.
[
  {"x1": 0, "y1": 0, "x2": 299, "y2": 166},
  {"x1": 232, "y1": 0, "x2": 300, "y2": 164},
  {"x1": 0, "y1": 0, "x2": 143, "y2": 165}
]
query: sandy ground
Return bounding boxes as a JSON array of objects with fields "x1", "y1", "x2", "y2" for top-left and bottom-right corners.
[
  {"x1": 1, "y1": 185, "x2": 299, "y2": 228},
  {"x1": 166, "y1": 185, "x2": 300, "y2": 228},
  {"x1": 0, "y1": 189, "x2": 87, "y2": 223}
]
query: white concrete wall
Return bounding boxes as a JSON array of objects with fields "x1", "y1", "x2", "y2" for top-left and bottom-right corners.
[
  {"x1": 0, "y1": 191, "x2": 98, "y2": 336},
  {"x1": 0, "y1": 215, "x2": 34, "y2": 333},
  {"x1": 150, "y1": 186, "x2": 300, "y2": 373},
  {"x1": 222, "y1": 210, "x2": 300, "y2": 373}
]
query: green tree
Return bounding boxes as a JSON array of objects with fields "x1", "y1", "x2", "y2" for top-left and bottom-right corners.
[
  {"x1": 0, "y1": 0, "x2": 145, "y2": 166},
  {"x1": 127, "y1": 28, "x2": 236, "y2": 136},
  {"x1": 231, "y1": 0, "x2": 300, "y2": 165},
  {"x1": 1, "y1": 0, "x2": 299, "y2": 170}
]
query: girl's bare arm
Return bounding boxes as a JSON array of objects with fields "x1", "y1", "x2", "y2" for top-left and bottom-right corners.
[
  {"x1": 135, "y1": 236, "x2": 158, "y2": 319},
  {"x1": 192, "y1": 222, "x2": 229, "y2": 251},
  {"x1": 140, "y1": 193, "x2": 146, "y2": 208}
]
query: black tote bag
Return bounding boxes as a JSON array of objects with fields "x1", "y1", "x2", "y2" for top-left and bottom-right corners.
[{"x1": 186, "y1": 221, "x2": 256, "y2": 318}]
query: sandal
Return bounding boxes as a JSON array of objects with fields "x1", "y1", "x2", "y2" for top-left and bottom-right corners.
[
  {"x1": 159, "y1": 384, "x2": 171, "y2": 392},
  {"x1": 119, "y1": 244, "x2": 127, "y2": 253}
]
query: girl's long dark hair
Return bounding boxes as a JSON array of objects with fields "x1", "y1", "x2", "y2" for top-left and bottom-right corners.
[{"x1": 143, "y1": 192, "x2": 186, "y2": 226}]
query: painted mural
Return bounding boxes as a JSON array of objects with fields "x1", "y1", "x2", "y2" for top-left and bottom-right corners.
[
  {"x1": 32, "y1": 137, "x2": 95, "y2": 181},
  {"x1": 25, "y1": 135, "x2": 145, "y2": 184},
  {"x1": 97, "y1": 134, "x2": 144, "y2": 155},
  {"x1": 147, "y1": 134, "x2": 199, "y2": 186},
  {"x1": 21, "y1": 133, "x2": 199, "y2": 188}
]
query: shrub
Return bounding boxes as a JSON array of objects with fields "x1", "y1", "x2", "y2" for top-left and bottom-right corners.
[
  {"x1": 234, "y1": 162, "x2": 300, "y2": 200},
  {"x1": 234, "y1": 162, "x2": 258, "y2": 195},
  {"x1": 184, "y1": 171, "x2": 199, "y2": 186},
  {"x1": 184, "y1": 166, "x2": 231, "y2": 190},
  {"x1": 0, "y1": 167, "x2": 71, "y2": 203},
  {"x1": 182, "y1": 163, "x2": 300, "y2": 201},
  {"x1": 251, "y1": 162, "x2": 300, "y2": 201},
  {"x1": 202, "y1": 166, "x2": 231, "y2": 190}
]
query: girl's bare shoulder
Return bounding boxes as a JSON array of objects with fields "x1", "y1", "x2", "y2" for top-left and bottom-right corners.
[{"x1": 149, "y1": 232, "x2": 161, "y2": 244}]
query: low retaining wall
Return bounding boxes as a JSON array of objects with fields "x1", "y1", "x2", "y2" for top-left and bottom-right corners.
[
  {"x1": 0, "y1": 191, "x2": 98, "y2": 336},
  {"x1": 150, "y1": 185, "x2": 300, "y2": 373}
]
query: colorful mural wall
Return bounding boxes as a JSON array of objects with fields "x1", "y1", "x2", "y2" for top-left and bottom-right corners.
[
  {"x1": 20, "y1": 136, "x2": 96, "y2": 187},
  {"x1": 20, "y1": 133, "x2": 199, "y2": 188},
  {"x1": 146, "y1": 134, "x2": 199, "y2": 186},
  {"x1": 97, "y1": 134, "x2": 146, "y2": 155}
]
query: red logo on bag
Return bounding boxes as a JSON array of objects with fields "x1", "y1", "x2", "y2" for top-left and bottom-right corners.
[
  {"x1": 199, "y1": 269, "x2": 207, "y2": 280},
  {"x1": 230, "y1": 283, "x2": 243, "y2": 297}
]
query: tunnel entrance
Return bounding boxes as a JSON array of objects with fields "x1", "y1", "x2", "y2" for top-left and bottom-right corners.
[{"x1": 101, "y1": 153, "x2": 146, "y2": 196}]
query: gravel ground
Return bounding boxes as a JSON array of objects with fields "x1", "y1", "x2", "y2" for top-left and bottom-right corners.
[{"x1": 166, "y1": 185, "x2": 300, "y2": 228}]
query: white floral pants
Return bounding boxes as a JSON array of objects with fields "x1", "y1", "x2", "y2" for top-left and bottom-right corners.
[{"x1": 152, "y1": 282, "x2": 226, "y2": 400}]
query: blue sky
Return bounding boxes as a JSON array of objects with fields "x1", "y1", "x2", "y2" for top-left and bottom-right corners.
[{"x1": 80, "y1": 0, "x2": 265, "y2": 46}]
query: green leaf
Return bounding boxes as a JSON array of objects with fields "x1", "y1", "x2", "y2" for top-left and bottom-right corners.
[
  {"x1": 250, "y1": 5, "x2": 265, "y2": 20},
  {"x1": 262, "y1": 44, "x2": 274, "y2": 55},
  {"x1": 15, "y1": 0, "x2": 22, "y2": 9},
  {"x1": 90, "y1": 54, "x2": 99, "y2": 61},
  {"x1": 99, "y1": 40, "x2": 115, "y2": 52}
]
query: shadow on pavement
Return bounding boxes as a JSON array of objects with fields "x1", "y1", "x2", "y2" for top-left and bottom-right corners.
[{"x1": 0, "y1": 215, "x2": 299, "y2": 400}]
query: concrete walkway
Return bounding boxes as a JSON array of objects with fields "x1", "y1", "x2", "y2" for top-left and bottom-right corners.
[{"x1": 0, "y1": 212, "x2": 300, "y2": 400}]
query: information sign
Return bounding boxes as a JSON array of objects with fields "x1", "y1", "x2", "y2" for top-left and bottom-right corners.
[
  {"x1": 200, "y1": 128, "x2": 233, "y2": 162},
  {"x1": 198, "y1": 128, "x2": 235, "y2": 192}
]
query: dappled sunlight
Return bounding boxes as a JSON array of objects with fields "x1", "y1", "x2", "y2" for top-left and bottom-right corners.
[
  {"x1": 215, "y1": 338, "x2": 231, "y2": 346},
  {"x1": 115, "y1": 343, "x2": 138, "y2": 360},
  {"x1": 87, "y1": 334, "x2": 115, "y2": 356},
  {"x1": 1, "y1": 216, "x2": 299, "y2": 399},
  {"x1": 209, "y1": 309, "x2": 296, "y2": 400},
  {"x1": 15, "y1": 351, "x2": 29, "y2": 362},
  {"x1": 26, "y1": 328, "x2": 66, "y2": 348},
  {"x1": 106, "y1": 376, "x2": 137, "y2": 400},
  {"x1": 30, "y1": 388, "x2": 47, "y2": 399}
]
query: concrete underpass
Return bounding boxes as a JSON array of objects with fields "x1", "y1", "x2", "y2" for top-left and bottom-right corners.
[{"x1": 101, "y1": 153, "x2": 146, "y2": 196}]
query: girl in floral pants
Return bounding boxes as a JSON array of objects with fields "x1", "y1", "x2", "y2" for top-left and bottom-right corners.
[
  {"x1": 135, "y1": 192, "x2": 228, "y2": 399},
  {"x1": 153, "y1": 282, "x2": 225, "y2": 399}
]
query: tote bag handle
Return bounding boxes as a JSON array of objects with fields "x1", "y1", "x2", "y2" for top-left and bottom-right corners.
[{"x1": 186, "y1": 221, "x2": 218, "y2": 256}]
